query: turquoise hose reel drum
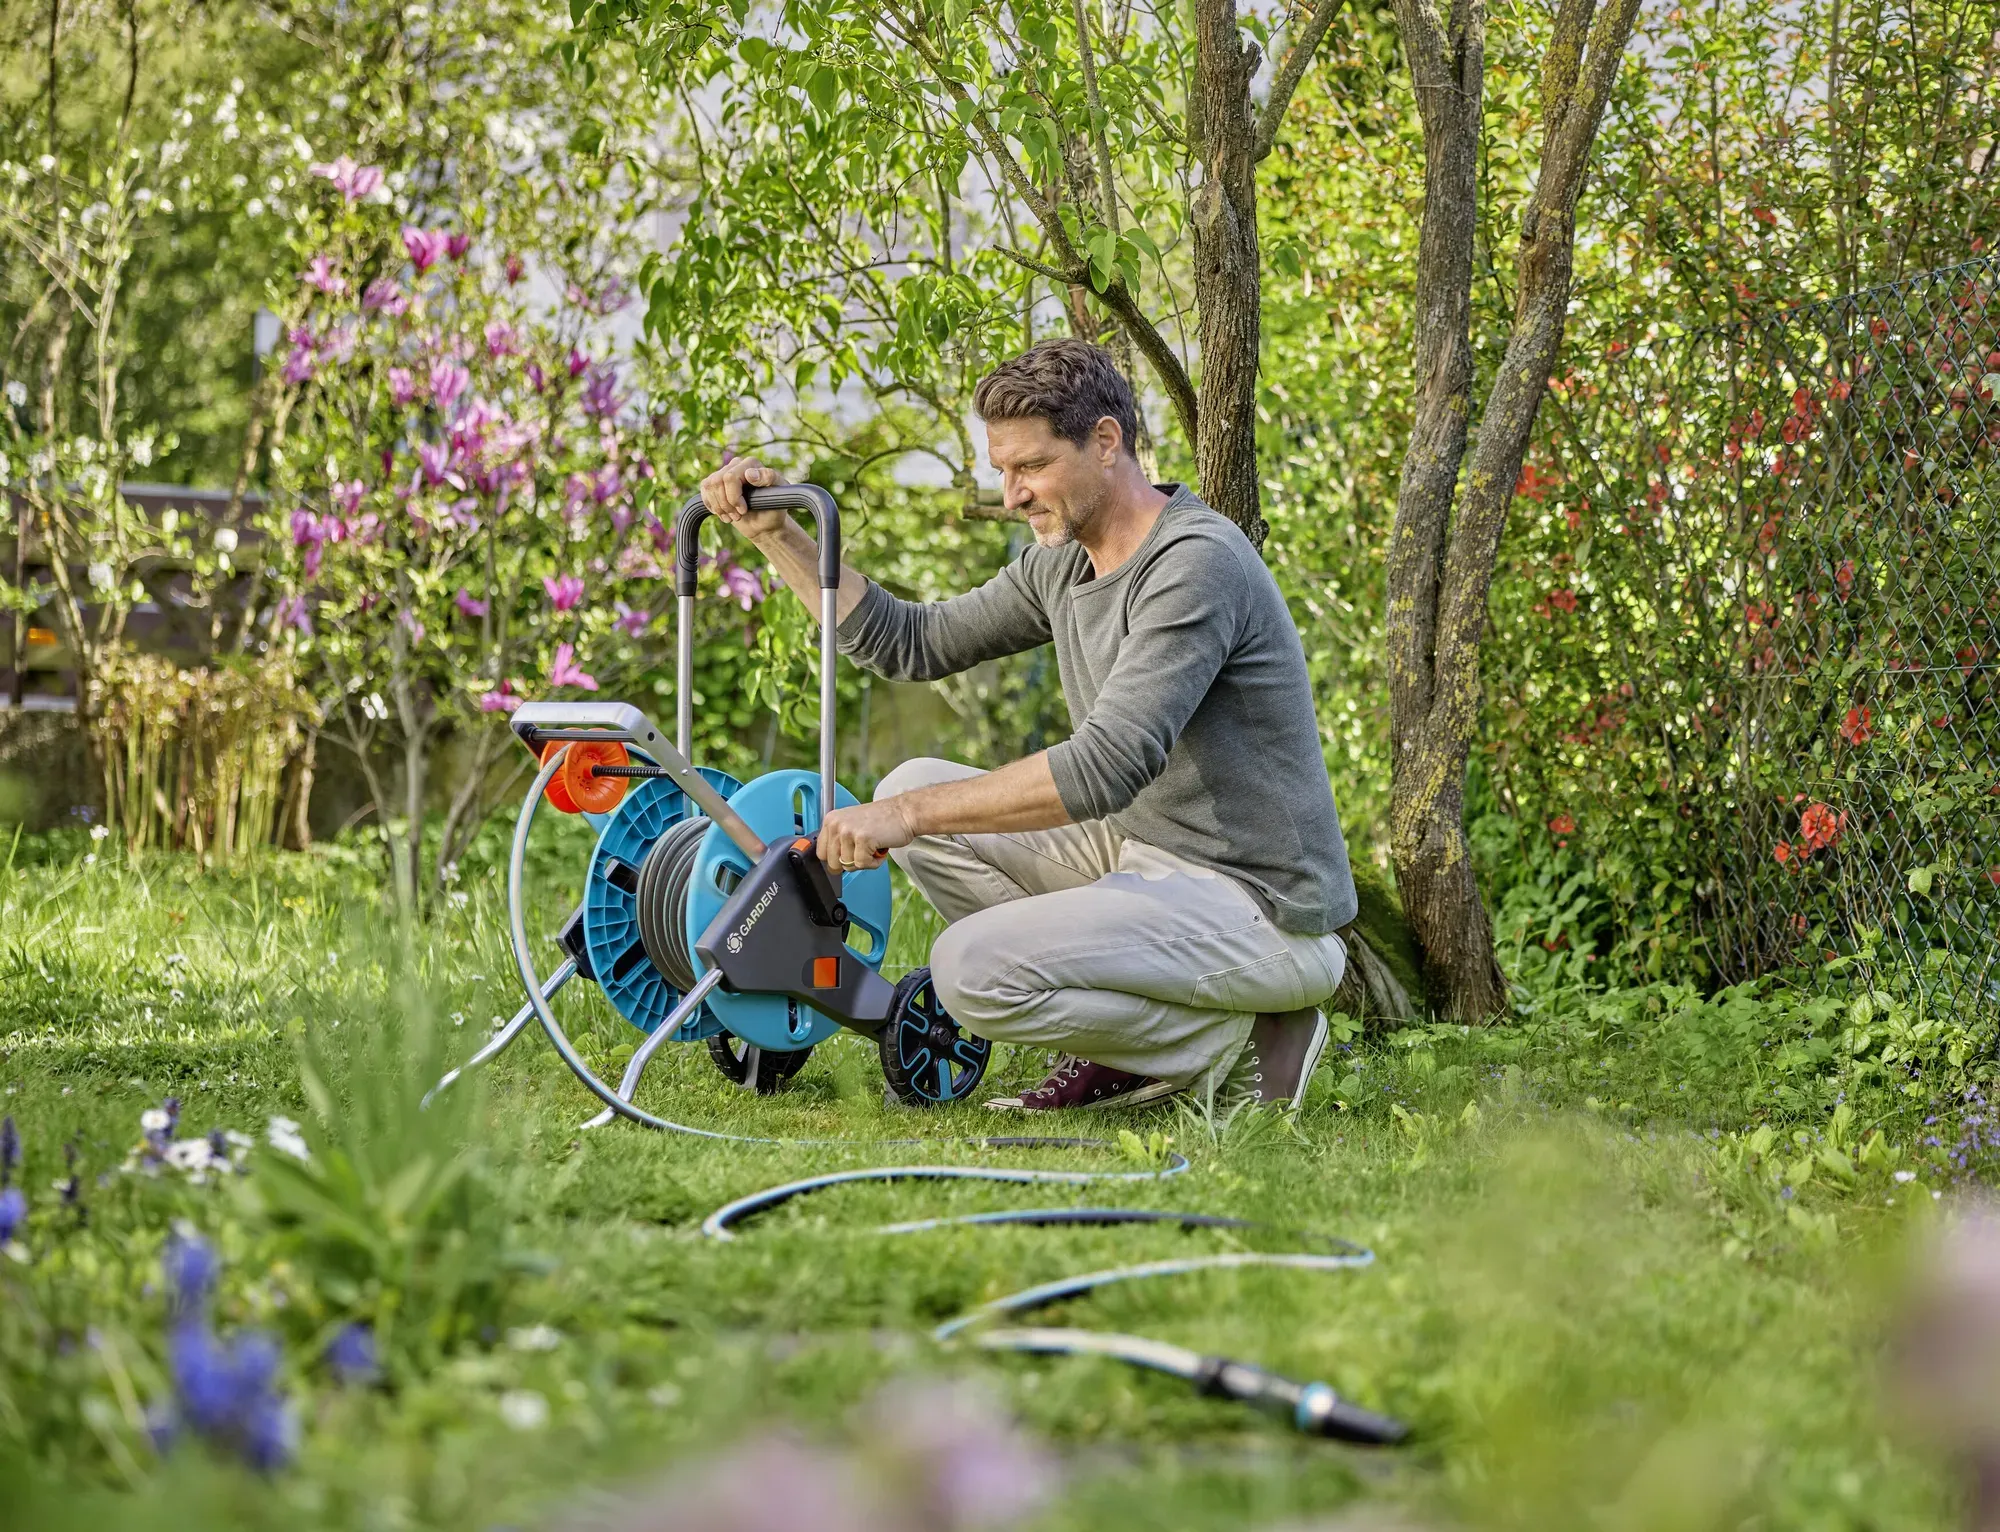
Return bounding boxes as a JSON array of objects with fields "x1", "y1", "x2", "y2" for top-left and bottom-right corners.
[{"x1": 478, "y1": 484, "x2": 992, "y2": 1121}]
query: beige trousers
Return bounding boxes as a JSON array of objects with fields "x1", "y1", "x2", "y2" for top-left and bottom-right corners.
[{"x1": 877, "y1": 758, "x2": 1348, "y2": 1087}]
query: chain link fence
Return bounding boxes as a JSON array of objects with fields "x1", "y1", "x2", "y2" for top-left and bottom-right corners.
[{"x1": 1528, "y1": 258, "x2": 1998, "y2": 1016}]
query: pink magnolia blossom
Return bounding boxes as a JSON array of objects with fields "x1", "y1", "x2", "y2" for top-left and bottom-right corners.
[
  {"x1": 608, "y1": 505, "x2": 633, "y2": 536},
  {"x1": 718, "y1": 561, "x2": 764, "y2": 611},
  {"x1": 613, "y1": 601, "x2": 652, "y2": 637},
  {"x1": 400, "y1": 611, "x2": 426, "y2": 645},
  {"x1": 645, "y1": 515, "x2": 673, "y2": 553},
  {"x1": 304, "y1": 254, "x2": 346, "y2": 295},
  {"x1": 331, "y1": 479, "x2": 366, "y2": 517},
  {"x1": 562, "y1": 474, "x2": 592, "y2": 522},
  {"x1": 580, "y1": 362, "x2": 620, "y2": 419},
  {"x1": 388, "y1": 367, "x2": 418, "y2": 407},
  {"x1": 480, "y1": 679, "x2": 524, "y2": 713},
  {"x1": 504, "y1": 252, "x2": 525, "y2": 284},
  {"x1": 484, "y1": 320, "x2": 519, "y2": 359},
  {"x1": 548, "y1": 643, "x2": 597, "y2": 692},
  {"x1": 274, "y1": 594, "x2": 313, "y2": 635},
  {"x1": 415, "y1": 440, "x2": 465, "y2": 491},
  {"x1": 302, "y1": 543, "x2": 324, "y2": 579},
  {"x1": 309, "y1": 157, "x2": 384, "y2": 203},
  {"x1": 445, "y1": 230, "x2": 472, "y2": 261},
  {"x1": 566, "y1": 347, "x2": 589, "y2": 378},
  {"x1": 350, "y1": 513, "x2": 382, "y2": 543},
  {"x1": 543, "y1": 573, "x2": 585, "y2": 612},
  {"x1": 402, "y1": 226, "x2": 450, "y2": 273},
  {"x1": 429, "y1": 359, "x2": 471, "y2": 414},
  {"x1": 319, "y1": 323, "x2": 358, "y2": 366},
  {"x1": 280, "y1": 326, "x2": 318, "y2": 386},
  {"x1": 361, "y1": 275, "x2": 408, "y2": 316},
  {"x1": 455, "y1": 588, "x2": 490, "y2": 620},
  {"x1": 525, "y1": 361, "x2": 547, "y2": 394},
  {"x1": 291, "y1": 510, "x2": 326, "y2": 548}
]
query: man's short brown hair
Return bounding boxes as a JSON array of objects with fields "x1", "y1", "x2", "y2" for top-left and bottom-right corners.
[{"x1": 972, "y1": 339, "x2": 1140, "y2": 458}]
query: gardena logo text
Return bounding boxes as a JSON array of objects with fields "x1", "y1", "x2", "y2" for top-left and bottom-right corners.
[{"x1": 725, "y1": 882, "x2": 781, "y2": 953}]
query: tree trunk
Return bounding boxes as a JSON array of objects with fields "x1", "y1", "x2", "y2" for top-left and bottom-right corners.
[
  {"x1": 1383, "y1": 0, "x2": 1498, "y2": 1019},
  {"x1": 1386, "y1": 0, "x2": 1643, "y2": 1019},
  {"x1": 1190, "y1": 0, "x2": 1265, "y2": 544}
]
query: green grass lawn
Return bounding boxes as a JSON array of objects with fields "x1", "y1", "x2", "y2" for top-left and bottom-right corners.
[{"x1": 0, "y1": 831, "x2": 1970, "y2": 1529}]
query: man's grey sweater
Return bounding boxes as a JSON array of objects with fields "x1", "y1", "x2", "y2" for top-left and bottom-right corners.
[{"x1": 835, "y1": 484, "x2": 1359, "y2": 936}]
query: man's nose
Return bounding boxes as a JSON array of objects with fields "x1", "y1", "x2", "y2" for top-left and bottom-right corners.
[{"x1": 1003, "y1": 476, "x2": 1032, "y2": 508}]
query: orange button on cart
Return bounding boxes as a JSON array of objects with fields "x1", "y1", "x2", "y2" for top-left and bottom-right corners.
[{"x1": 811, "y1": 956, "x2": 840, "y2": 989}]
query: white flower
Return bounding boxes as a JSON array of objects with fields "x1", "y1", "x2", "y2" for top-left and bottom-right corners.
[
  {"x1": 1894, "y1": 1170, "x2": 1917, "y2": 1184},
  {"x1": 37, "y1": 153, "x2": 54, "y2": 172},
  {"x1": 224, "y1": 1130, "x2": 255, "y2": 1150},
  {"x1": 140, "y1": 1108, "x2": 172, "y2": 1133},
  {"x1": 89, "y1": 824, "x2": 110, "y2": 842},
  {"x1": 165, "y1": 952, "x2": 186, "y2": 967},
  {"x1": 87, "y1": 562, "x2": 114, "y2": 590},
  {"x1": 497, "y1": 1390, "x2": 548, "y2": 1431},
  {"x1": 266, "y1": 1115, "x2": 310, "y2": 1161},
  {"x1": 164, "y1": 1139, "x2": 214, "y2": 1172},
  {"x1": 3, "y1": 380, "x2": 24, "y2": 408},
  {"x1": 507, "y1": 1324, "x2": 563, "y2": 1352},
  {"x1": 130, "y1": 436, "x2": 154, "y2": 467},
  {"x1": 212, "y1": 527, "x2": 238, "y2": 553}
]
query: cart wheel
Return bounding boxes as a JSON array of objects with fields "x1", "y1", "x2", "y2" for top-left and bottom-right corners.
[
  {"x1": 706, "y1": 1031, "x2": 814, "y2": 1095},
  {"x1": 879, "y1": 968, "x2": 991, "y2": 1107}
]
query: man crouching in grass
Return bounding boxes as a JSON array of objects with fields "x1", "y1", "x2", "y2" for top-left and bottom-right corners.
[{"x1": 700, "y1": 338, "x2": 1359, "y2": 1113}]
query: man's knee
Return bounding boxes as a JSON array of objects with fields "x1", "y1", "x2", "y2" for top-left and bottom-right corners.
[
  {"x1": 874, "y1": 756, "x2": 974, "y2": 802},
  {"x1": 930, "y1": 912, "x2": 1018, "y2": 1027}
]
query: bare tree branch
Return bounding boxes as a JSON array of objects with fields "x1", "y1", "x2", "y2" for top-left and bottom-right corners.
[{"x1": 1252, "y1": 0, "x2": 1354, "y2": 163}]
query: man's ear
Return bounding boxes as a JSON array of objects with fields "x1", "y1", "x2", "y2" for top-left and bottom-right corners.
[{"x1": 1094, "y1": 415, "x2": 1125, "y2": 465}]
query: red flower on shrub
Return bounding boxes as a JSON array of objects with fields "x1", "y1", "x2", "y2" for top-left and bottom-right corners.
[
  {"x1": 1839, "y1": 706, "x2": 1873, "y2": 746},
  {"x1": 1987, "y1": 867, "x2": 2000, "y2": 887},
  {"x1": 1548, "y1": 814, "x2": 1576, "y2": 836},
  {"x1": 1834, "y1": 559, "x2": 1855, "y2": 600},
  {"x1": 1773, "y1": 842, "x2": 1794, "y2": 866},
  {"x1": 1547, "y1": 588, "x2": 1578, "y2": 615},
  {"x1": 1798, "y1": 801, "x2": 1847, "y2": 852}
]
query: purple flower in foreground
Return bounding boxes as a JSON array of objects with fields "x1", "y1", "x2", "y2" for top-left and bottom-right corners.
[
  {"x1": 566, "y1": 347, "x2": 589, "y2": 378},
  {"x1": 274, "y1": 595, "x2": 312, "y2": 636},
  {"x1": 455, "y1": 588, "x2": 489, "y2": 620},
  {"x1": 504, "y1": 251, "x2": 525, "y2": 285},
  {"x1": 309, "y1": 156, "x2": 384, "y2": 203},
  {"x1": 361, "y1": 275, "x2": 407, "y2": 316},
  {"x1": 543, "y1": 573, "x2": 585, "y2": 612},
  {"x1": 167, "y1": 1319, "x2": 294, "y2": 1472},
  {"x1": 402, "y1": 226, "x2": 450, "y2": 273},
  {"x1": 325, "y1": 1323, "x2": 378, "y2": 1385},
  {"x1": 548, "y1": 643, "x2": 597, "y2": 692},
  {"x1": 0, "y1": 1186, "x2": 24, "y2": 1245},
  {"x1": 445, "y1": 230, "x2": 472, "y2": 261},
  {"x1": 331, "y1": 479, "x2": 366, "y2": 518},
  {"x1": 484, "y1": 319, "x2": 519, "y2": 359},
  {"x1": 303, "y1": 254, "x2": 346, "y2": 296},
  {"x1": 428, "y1": 359, "x2": 470, "y2": 415},
  {"x1": 388, "y1": 366, "x2": 418, "y2": 407},
  {"x1": 613, "y1": 601, "x2": 651, "y2": 637},
  {"x1": 163, "y1": 1228, "x2": 218, "y2": 1315}
]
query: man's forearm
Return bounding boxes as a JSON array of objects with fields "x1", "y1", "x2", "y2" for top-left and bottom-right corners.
[
  {"x1": 746, "y1": 517, "x2": 871, "y2": 626},
  {"x1": 895, "y1": 753, "x2": 1073, "y2": 837}
]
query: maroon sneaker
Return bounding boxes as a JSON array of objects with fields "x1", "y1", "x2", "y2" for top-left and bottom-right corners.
[{"x1": 984, "y1": 1055, "x2": 1183, "y2": 1112}]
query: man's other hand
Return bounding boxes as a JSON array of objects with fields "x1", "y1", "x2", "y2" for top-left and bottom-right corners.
[
  {"x1": 817, "y1": 798, "x2": 916, "y2": 872},
  {"x1": 700, "y1": 457, "x2": 791, "y2": 538}
]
